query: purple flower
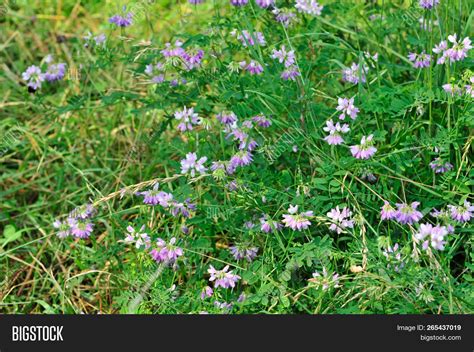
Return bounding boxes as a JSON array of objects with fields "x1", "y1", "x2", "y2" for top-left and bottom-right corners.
[
  {"x1": 170, "y1": 199, "x2": 196, "y2": 218},
  {"x1": 161, "y1": 40, "x2": 186, "y2": 58},
  {"x1": 445, "y1": 34, "x2": 472, "y2": 62},
  {"x1": 70, "y1": 203, "x2": 96, "y2": 219},
  {"x1": 150, "y1": 237, "x2": 184, "y2": 263},
  {"x1": 124, "y1": 225, "x2": 151, "y2": 249},
  {"x1": 382, "y1": 243, "x2": 405, "y2": 272},
  {"x1": 208, "y1": 265, "x2": 240, "y2": 289},
  {"x1": 180, "y1": 152, "x2": 208, "y2": 177},
  {"x1": 22, "y1": 65, "x2": 44, "y2": 90},
  {"x1": 230, "y1": 0, "x2": 248, "y2": 6},
  {"x1": 259, "y1": 214, "x2": 281, "y2": 233},
  {"x1": 67, "y1": 218, "x2": 94, "y2": 238},
  {"x1": 309, "y1": 268, "x2": 340, "y2": 290},
  {"x1": 350, "y1": 134, "x2": 377, "y2": 159},
  {"x1": 271, "y1": 45, "x2": 296, "y2": 67},
  {"x1": 282, "y1": 205, "x2": 313, "y2": 231},
  {"x1": 255, "y1": 0, "x2": 275, "y2": 8},
  {"x1": 295, "y1": 0, "x2": 323, "y2": 16},
  {"x1": 442, "y1": 83, "x2": 462, "y2": 96},
  {"x1": 174, "y1": 106, "x2": 201, "y2": 132},
  {"x1": 327, "y1": 206, "x2": 354, "y2": 234},
  {"x1": 44, "y1": 63, "x2": 66, "y2": 82},
  {"x1": 342, "y1": 62, "x2": 367, "y2": 84},
  {"x1": 230, "y1": 151, "x2": 253, "y2": 168},
  {"x1": 419, "y1": 0, "x2": 439, "y2": 9},
  {"x1": 109, "y1": 6, "x2": 133, "y2": 27},
  {"x1": 181, "y1": 49, "x2": 204, "y2": 70},
  {"x1": 136, "y1": 183, "x2": 174, "y2": 207},
  {"x1": 408, "y1": 51, "x2": 431, "y2": 68},
  {"x1": 217, "y1": 111, "x2": 238, "y2": 125},
  {"x1": 189, "y1": 0, "x2": 205, "y2": 4},
  {"x1": 229, "y1": 244, "x2": 258, "y2": 262},
  {"x1": 415, "y1": 223, "x2": 448, "y2": 251},
  {"x1": 395, "y1": 202, "x2": 423, "y2": 225},
  {"x1": 323, "y1": 119, "x2": 350, "y2": 145},
  {"x1": 252, "y1": 114, "x2": 272, "y2": 128},
  {"x1": 200, "y1": 286, "x2": 213, "y2": 299},
  {"x1": 336, "y1": 97, "x2": 359, "y2": 120},
  {"x1": 53, "y1": 219, "x2": 71, "y2": 239},
  {"x1": 448, "y1": 201, "x2": 474, "y2": 223},
  {"x1": 281, "y1": 66, "x2": 301, "y2": 81},
  {"x1": 272, "y1": 8, "x2": 297, "y2": 27},
  {"x1": 380, "y1": 201, "x2": 396, "y2": 221},
  {"x1": 240, "y1": 60, "x2": 264, "y2": 75},
  {"x1": 430, "y1": 158, "x2": 453, "y2": 173},
  {"x1": 232, "y1": 30, "x2": 266, "y2": 47}
]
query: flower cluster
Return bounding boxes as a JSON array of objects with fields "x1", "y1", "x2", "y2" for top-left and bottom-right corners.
[
  {"x1": 174, "y1": 106, "x2": 201, "y2": 132},
  {"x1": 295, "y1": 0, "x2": 324, "y2": 16},
  {"x1": 150, "y1": 237, "x2": 184, "y2": 264},
  {"x1": 414, "y1": 223, "x2": 450, "y2": 251},
  {"x1": 229, "y1": 244, "x2": 259, "y2": 262},
  {"x1": 326, "y1": 206, "x2": 354, "y2": 234},
  {"x1": 123, "y1": 225, "x2": 151, "y2": 249},
  {"x1": 53, "y1": 204, "x2": 96, "y2": 239},
  {"x1": 350, "y1": 135, "x2": 377, "y2": 159},
  {"x1": 342, "y1": 62, "x2": 368, "y2": 85},
  {"x1": 22, "y1": 56, "x2": 66, "y2": 90},
  {"x1": 282, "y1": 205, "x2": 313, "y2": 231},
  {"x1": 109, "y1": 6, "x2": 134, "y2": 27},
  {"x1": 208, "y1": 265, "x2": 241, "y2": 289},
  {"x1": 231, "y1": 30, "x2": 266, "y2": 47},
  {"x1": 382, "y1": 243, "x2": 405, "y2": 272},
  {"x1": 323, "y1": 120, "x2": 350, "y2": 145},
  {"x1": 336, "y1": 97, "x2": 359, "y2": 120},
  {"x1": 432, "y1": 34, "x2": 472, "y2": 65},
  {"x1": 419, "y1": 0, "x2": 440, "y2": 9}
]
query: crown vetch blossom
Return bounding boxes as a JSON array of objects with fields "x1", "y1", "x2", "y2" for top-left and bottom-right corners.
[
  {"x1": 44, "y1": 63, "x2": 66, "y2": 82},
  {"x1": 230, "y1": 150, "x2": 253, "y2": 168},
  {"x1": 260, "y1": 215, "x2": 281, "y2": 233},
  {"x1": 281, "y1": 66, "x2": 300, "y2": 80},
  {"x1": 174, "y1": 106, "x2": 201, "y2": 132},
  {"x1": 136, "y1": 183, "x2": 174, "y2": 207},
  {"x1": 323, "y1": 119, "x2": 350, "y2": 145},
  {"x1": 200, "y1": 286, "x2": 213, "y2": 299},
  {"x1": 70, "y1": 203, "x2": 96, "y2": 219},
  {"x1": 271, "y1": 45, "x2": 296, "y2": 67},
  {"x1": 382, "y1": 243, "x2": 405, "y2": 271},
  {"x1": 232, "y1": 30, "x2": 266, "y2": 47},
  {"x1": 252, "y1": 114, "x2": 272, "y2": 128},
  {"x1": 67, "y1": 218, "x2": 94, "y2": 239},
  {"x1": 442, "y1": 83, "x2": 462, "y2": 96},
  {"x1": 189, "y1": 0, "x2": 205, "y2": 4},
  {"x1": 282, "y1": 205, "x2": 313, "y2": 231},
  {"x1": 327, "y1": 206, "x2": 354, "y2": 234},
  {"x1": 230, "y1": 0, "x2": 248, "y2": 6},
  {"x1": 408, "y1": 51, "x2": 431, "y2": 68},
  {"x1": 240, "y1": 60, "x2": 264, "y2": 75},
  {"x1": 208, "y1": 265, "x2": 241, "y2": 289},
  {"x1": 430, "y1": 158, "x2": 453, "y2": 173},
  {"x1": 395, "y1": 202, "x2": 423, "y2": 225},
  {"x1": 419, "y1": 0, "x2": 440, "y2": 9},
  {"x1": 150, "y1": 237, "x2": 183, "y2": 263},
  {"x1": 342, "y1": 62, "x2": 367, "y2": 84},
  {"x1": 295, "y1": 0, "x2": 323, "y2": 16},
  {"x1": 336, "y1": 97, "x2": 359, "y2": 120},
  {"x1": 380, "y1": 201, "x2": 396, "y2": 221},
  {"x1": 272, "y1": 8, "x2": 297, "y2": 27},
  {"x1": 170, "y1": 199, "x2": 196, "y2": 218},
  {"x1": 255, "y1": 0, "x2": 275, "y2": 8},
  {"x1": 22, "y1": 65, "x2": 44, "y2": 90},
  {"x1": 124, "y1": 225, "x2": 151, "y2": 249},
  {"x1": 415, "y1": 223, "x2": 448, "y2": 251},
  {"x1": 217, "y1": 111, "x2": 238, "y2": 125},
  {"x1": 350, "y1": 134, "x2": 377, "y2": 159},
  {"x1": 181, "y1": 152, "x2": 208, "y2": 177},
  {"x1": 229, "y1": 244, "x2": 258, "y2": 262},
  {"x1": 448, "y1": 201, "x2": 474, "y2": 223},
  {"x1": 109, "y1": 6, "x2": 134, "y2": 27},
  {"x1": 53, "y1": 220, "x2": 71, "y2": 239},
  {"x1": 445, "y1": 34, "x2": 472, "y2": 62}
]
